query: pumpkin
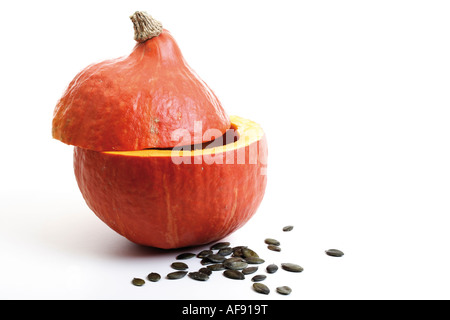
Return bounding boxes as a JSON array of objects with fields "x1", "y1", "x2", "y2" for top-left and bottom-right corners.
[
  {"x1": 52, "y1": 12, "x2": 230, "y2": 151},
  {"x1": 74, "y1": 116, "x2": 267, "y2": 248},
  {"x1": 53, "y1": 12, "x2": 268, "y2": 249}
]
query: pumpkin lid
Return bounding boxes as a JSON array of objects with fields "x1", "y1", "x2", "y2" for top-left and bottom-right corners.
[{"x1": 52, "y1": 11, "x2": 230, "y2": 151}]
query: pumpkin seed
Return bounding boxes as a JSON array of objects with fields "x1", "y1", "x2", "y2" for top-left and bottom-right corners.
[
  {"x1": 231, "y1": 246, "x2": 247, "y2": 257},
  {"x1": 218, "y1": 247, "x2": 233, "y2": 256},
  {"x1": 224, "y1": 257, "x2": 245, "y2": 263},
  {"x1": 207, "y1": 263, "x2": 225, "y2": 271},
  {"x1": 281, "y1": 263, "x2": 304, "y2": 273},
  {"x1": 252, "y1": 283, "x2": 270, "y2": 295},
  {"x1": 223, "y1": 269, "x2": 245, "y2": 280},
  {"x1": 197, "y1": 250, "x2": 213, "y2": 258},
  {"x1": 325, "y1": 249, "x2": 344, "y2": 257},
  {"x1": 167, "y1": 271, "x2": 188, "y2": 279},
  {"x1": 283, "y1": 225, "x2": 294, "y2": 232},
  {"x1": 224, "y1": 260, "x2": 248, "y2": 270},
  {"x1": 242, "y1": 266, "x2": 258, "y2": 275},
  {"x1": 207, "y1": 254, "x2": 226, "y2": 263},
  {"x1": 198, "y1": 267, "x2": 212, "y2": 276},
  {"x1": 276, "y1": 286, "x2": 292, "y2": 295},
  {"x1": 147, "y1": 272, "x2": 161, "y2": 282},
  {"x1": 264, "y1": 238, "x2": 280, "y2": 246},
  {"x1": 200, "y1": 258, "x2": 213, "y2": 265},
  {"x1": 267, "y1": 245, "x2": 281, "y2": 252},
  {"x1": 171, "y1": 262, "x2": 188, "y2": 270},
  {"x1": 210, "y1": 242, "x2": 230, "y2": 250},
  {"x1": 266, "y1": 264, "x2": 278, "y2": 274},
  {"x1": 251, "y1": 274, "x2": 267, "y2": 282},
  {"x1": 188, "y1": 272, "x2": 209, "y2": 281},
  {"x1": 176, "y1": 252, "x2": 196, "y2": 260},
  {"x1": 242, "y1": 247, "x2": 259, "y2": 258},
  {"x1": 245, "y1": 257, "x2": 265, "y2": 264},
  {"x1": 131, "y1": 278, "x2": 145, "y2": 286}
]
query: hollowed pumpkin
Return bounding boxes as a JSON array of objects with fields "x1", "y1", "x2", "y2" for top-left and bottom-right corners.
[
  {"x1": 53, "y1": 12, "x2": 268, "y2": 249},
  {"x1": 74, "y1": 116, "x2": 267, "y2": 248}
]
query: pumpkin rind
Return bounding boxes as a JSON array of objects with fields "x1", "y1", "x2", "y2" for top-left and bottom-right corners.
[
  {"x1": 53, "y1": 29, "x2": 230, "y2": 151},
  {"x1": 73, "y1": 116, "x2": 267, "y2": 249}
]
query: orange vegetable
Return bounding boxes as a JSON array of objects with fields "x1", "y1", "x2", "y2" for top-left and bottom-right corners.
[
  {"x1": 53, "y1": 12, "x2": 230, "y2": 151},
  {"x1": 74, "y1": 116, "x2": 267, "y2": 248},
  {"x1": 53, "y1": 12, "x2": 268, "y2": 248}
]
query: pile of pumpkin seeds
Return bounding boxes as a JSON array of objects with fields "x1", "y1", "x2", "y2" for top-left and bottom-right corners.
[{"x1": 131, "y1": 225, "x2": 344, "y2": 296}]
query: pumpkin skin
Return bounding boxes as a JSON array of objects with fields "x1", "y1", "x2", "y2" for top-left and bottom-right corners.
[
  {"x1": 73, "y1": 116, "x2": 267, "y2": 249},
  {"x1": 52, "y1": 29, "x2": 230, "y2": 151}
]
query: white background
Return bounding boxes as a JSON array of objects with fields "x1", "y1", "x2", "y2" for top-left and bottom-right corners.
[{"x1": 1, "y1": 0, "x2": 450, "y2": 300}]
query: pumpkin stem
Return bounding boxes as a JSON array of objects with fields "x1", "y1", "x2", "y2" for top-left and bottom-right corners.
[{"x1": 130, "y1": 11, "x2": 163, "y2": 42}]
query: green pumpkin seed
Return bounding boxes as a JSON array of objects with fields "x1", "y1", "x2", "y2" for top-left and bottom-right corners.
[
  {"x1": 266, "y1": 264, "x2": 278, "y2": 274},
  {"x1": 281, "y1": 263, "x2": 304, "y2": 273},
  {"x1": 198, "y1": 267, "x2": 212, "y2": 276},
  {"x1": 325, "y1": 249, "x2": 344, "y2": 257},
  {"x1": 245, "y1": 257, "x2": 265, "y2": 264},
  {"x1": 242, "y1": 247, "x2": 259, "y2": 258},
  {"x1": 167, "y1": 271, "x2": 188, "y2": 280},
  {"x1": 283, "y1": 225, "x2": 294, "y2": 232},
  {"x1": 242, "y1": 266, "x2": 258, "y2": 275},
  {"x1": 207, "y1": 263, "x2": 225, "y2": 271},
  {"x1": 147, "y1": 272, "x2": 161, "y2": 282},
  {"x1": 264, "y1": 238, "x2": 280, "y2": 246},
  {"x1": 207, "y1": 254, "x2": 226, "y2": 263},
  {"x1": 267, "y1": 245, "x2": 281, "y2": 252},
  {"x1": 171, "y1": 262, "x2": 188, "y2": 270},
  {"x1": 200, "y1": 258, "x2": 213, "y2": 265},
  {"x1": 176, "y1": 252, "x2": 196, "y2": 260},
  {"x1": 197, "y1": 250, "x2": 213, "y2": 258},
  {"x1": 218, "y1": 247, "x2": 233, "y2": 256},
  {"x1": 231, "y1": 246, "x2": 247, "y2": 257},
  {"x1": 188, "y1": 272, "x2": 209, "y2": 281},
  {"x1": 276, "y1": 286, "x2": 292, "y2": 295},
  {"x1": 131, "y1": 278, "x2": 145, "y2": 286},
  {"x1": 223, "y1": 269, "x2": 245, "y2": 280},
  {"x1": 210, "y1": 242, "x2": 230, "y2": 250},
  {"x1": 251, "y1": 274, "x2": 267, "y2": 282},
  {"x1": 224, "y1": 260, "x2": 248, "y2": 270},
  {"x1": 225, "y1": 257, "x2": 245, "y2": 263},
  {"x1": 252, "y1": 283, "x2": 270, "y2": 295}
]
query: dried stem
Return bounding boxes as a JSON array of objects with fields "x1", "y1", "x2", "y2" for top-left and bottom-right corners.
[{"x1": 130, "y1": 11, "x2": 163, "y2": 42}]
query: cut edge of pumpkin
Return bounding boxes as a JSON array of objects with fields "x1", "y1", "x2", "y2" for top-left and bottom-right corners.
[{"x1": 104, "y1": 115, "x2": 264, "y2": 158}]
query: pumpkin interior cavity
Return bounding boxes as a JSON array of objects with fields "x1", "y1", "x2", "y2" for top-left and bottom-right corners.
[
  {"x1": 105, "y1": 116, "x2": 264, "y2": 157},
  {"x1": 202, "y1": 126, "x2": 240, "y2": 150},
  {"x1": 150, "y1": 124, "x2": 239, "y2": 151}
]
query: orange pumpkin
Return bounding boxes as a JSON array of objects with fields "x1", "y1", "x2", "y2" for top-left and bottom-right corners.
[
  {"x1": 53, "y1": 12, "x2": 268, "y2": 249},
  {"x1": 74, "y1": 116, "x2": 267, "y2": 248},
  {"x1": 52, "y1": 12, "x2": 230, "y2": 152}
]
